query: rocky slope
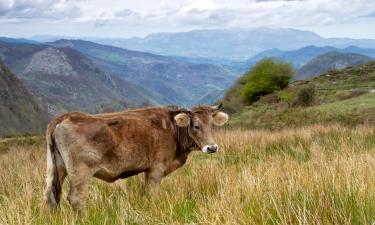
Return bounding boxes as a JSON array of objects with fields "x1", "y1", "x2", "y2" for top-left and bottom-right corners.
[
  {"x1": 0, "y1": 61, "x2": 47, "y2": 136},
  {"x1": 0, "y1": 41, "x2": 153, "y2": 116}
]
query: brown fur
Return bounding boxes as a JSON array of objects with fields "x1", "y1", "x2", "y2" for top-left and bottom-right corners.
[{"x1": 44, "y1": 106, "x2": 227, "y2": 211}]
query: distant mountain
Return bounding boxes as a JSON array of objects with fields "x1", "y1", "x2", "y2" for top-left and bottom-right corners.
[
  {"x1": 295, "y1": 52, "x2": 373, "y2": 80},
  {"x1": 90, "y1": 28, "x2": 375, "y2": 60},
  {"x1": 0, "y1": 41, "x2": 153, "y2": 116},
  {"x1": 246, "y1": 46, "x2": 338, "y2": 69},
  {"x1": 92, "y1": 28, "x2": 323, "y2": 60},
  {"x1": 0, "y1": 60, "x2": 47, "y2": 136},
  {"x1": 0, "y1": 37, "x2": 39, "y2": 44},
  {"x1": 245, "y1": 45, "x2": 375, "y2": 71},
  {"x1": 49, "y1": 39, "x2": 236, "y2": 106}
]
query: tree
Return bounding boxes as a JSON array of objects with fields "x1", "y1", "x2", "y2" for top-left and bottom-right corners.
[{"x1": 240, "y1": 58, "x2": 294, "y2": 104}]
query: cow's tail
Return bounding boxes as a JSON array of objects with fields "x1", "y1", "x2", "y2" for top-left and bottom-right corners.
[{"x1": 44, "y1": 121, "x2": 63, "y2": 210}]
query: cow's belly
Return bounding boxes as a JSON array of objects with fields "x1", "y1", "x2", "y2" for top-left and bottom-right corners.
[
  {"x1": 93, "y1": 167, "x2": 148, "y2": 182},
  {"x1": 94, "y1": 146, "x2": 150, "y2": 182}
]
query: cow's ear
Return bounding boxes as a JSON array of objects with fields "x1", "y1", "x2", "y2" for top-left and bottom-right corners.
[
  {"x1": 213, "y1": 112, "x2": 228, "y2": 126},
  {"x1": 174, "y1": 113, "x2": 190, "y2": 127}
]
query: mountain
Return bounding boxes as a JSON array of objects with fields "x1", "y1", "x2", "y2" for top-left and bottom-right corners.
[
  {"x1": 245, "y1": 45, "x2": 375, "y2": 71},
  {"x1": 0, "y1": 37, "x2": 39, "y2": 44},
  {"x1": 90, "y1": 28, "x2": 375, "y2": 60},
  {"x1": 49, "y1": 39, "x2": 236, "y2": 106},
  {"x1": 0, "y1": 60, "x2": 47, "y2": 136},
  {"x1": 92, "y1": 28, "x2": 323, "y2": 60},
  {"x1": 0, "y1": 41, "x2": 153, "y2": 116},
  {"x1": 246, "y1": 46, "x2": 338, "y2": 69},
  {"x1": 295, "y1": 52, "x2": 373, "y2": 80}
]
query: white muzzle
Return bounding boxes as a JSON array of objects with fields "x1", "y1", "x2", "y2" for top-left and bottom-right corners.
[{"x1": 202, "y1": 144, "x2": 219, "y2": 153}]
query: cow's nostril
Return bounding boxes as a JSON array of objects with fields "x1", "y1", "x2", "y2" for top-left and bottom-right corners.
[{"x1": 208, "y1": 145, "x2": 218, "y2": 152}]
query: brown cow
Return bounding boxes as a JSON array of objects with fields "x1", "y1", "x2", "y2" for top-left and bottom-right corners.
[{"x1": 44, "y1": 105, "x2": 228, "y2": 211}]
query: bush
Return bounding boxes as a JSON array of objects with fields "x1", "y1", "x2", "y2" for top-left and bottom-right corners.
[
  {"x1": 240, "y1": 58, "x2": 294, "y2": 104},
  {"x1": 336, "y1": 89, "x2": 367, "y2": 100},
  {"x1": 293, "y1": 85, "x2": 316, "y2": 107}
]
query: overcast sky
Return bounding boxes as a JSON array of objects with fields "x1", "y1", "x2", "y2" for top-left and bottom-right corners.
[{"x1": 0, "y1": 0, "x2": 375, "y2": 39}]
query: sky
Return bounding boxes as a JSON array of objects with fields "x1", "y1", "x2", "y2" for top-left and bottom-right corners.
[{"x1": 0, "y1": 0, "x2": 375, "y2": 39}]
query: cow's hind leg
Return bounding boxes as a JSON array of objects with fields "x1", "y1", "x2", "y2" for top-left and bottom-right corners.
[{"x1": 66, "y1": 164, "x2": 92, "y2": 212}]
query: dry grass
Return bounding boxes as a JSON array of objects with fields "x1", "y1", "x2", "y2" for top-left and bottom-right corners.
[{"x1": 1, "y1": 125, "x2": 375, "y2": 225}]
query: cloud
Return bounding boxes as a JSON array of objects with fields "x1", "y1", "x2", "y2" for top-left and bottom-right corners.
[
  {"x1": 0, "y1": 0, "x2": 81, "y2": 19},
  {"x1": 115, "y1": 9, "x2": 135, "y2": 18},
  {"x1": 0, "y1": 0, "x2": 374, "y2": 38}
]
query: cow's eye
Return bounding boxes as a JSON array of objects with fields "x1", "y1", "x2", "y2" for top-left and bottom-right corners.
[{"x1": 194, "y1": 125, "x2": 201, "y2": 130}]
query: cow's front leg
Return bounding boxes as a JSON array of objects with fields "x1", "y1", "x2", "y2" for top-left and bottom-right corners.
[
  {"x1": 164, "y1": 159, "x2": 185, "y2": 176},
  {"x1": 145, "y1": 163, "x2": 166, "y2": 189},
  {"x1": 164, "y1": 154, "x2": 188, "y2": 176}
]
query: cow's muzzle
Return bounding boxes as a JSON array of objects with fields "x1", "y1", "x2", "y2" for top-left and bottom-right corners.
[{"x1": 202, "y1": 144, "x2": 219, "y2": 154}]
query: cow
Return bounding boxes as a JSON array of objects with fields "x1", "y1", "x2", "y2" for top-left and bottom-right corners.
[{"x1": 44, "y1": 104, "x2": 228, "y2": 211}]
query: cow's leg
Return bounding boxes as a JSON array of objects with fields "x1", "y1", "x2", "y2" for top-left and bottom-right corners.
[
  {"x1": 164, "y1": 154, "x2": 188, "y2": 176},
  {"x1": 164, "y1": 159, "x2": 185, "y2": 176},
  {"x1": 66, "y1": 164, "x2": 92, "y2": 212},
  {"x1": 145, "y1": 163, "x2": 166, "y2": 189}
]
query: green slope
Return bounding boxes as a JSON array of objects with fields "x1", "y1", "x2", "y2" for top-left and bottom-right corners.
[{"x1": 225, "y1": 62, "x2": 375, "y2": 129}]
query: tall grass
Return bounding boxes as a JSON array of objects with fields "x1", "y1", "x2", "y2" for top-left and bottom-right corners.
[{"x1": 1, "y1": 125, "x2": 375, "y2": 224}]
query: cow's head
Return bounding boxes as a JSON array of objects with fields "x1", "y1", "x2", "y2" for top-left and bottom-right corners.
[{"x1": 174, "y1": 104, "x2": 228, "y2": 153}]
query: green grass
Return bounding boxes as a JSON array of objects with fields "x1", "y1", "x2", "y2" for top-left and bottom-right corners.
[{"x1": 315, "y1": 93, "x2": 375, "y2": 113}]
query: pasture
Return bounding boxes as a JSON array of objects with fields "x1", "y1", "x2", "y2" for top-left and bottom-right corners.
[{"x1": 1, "y1": 124, "x2": 375, "y2": 224}]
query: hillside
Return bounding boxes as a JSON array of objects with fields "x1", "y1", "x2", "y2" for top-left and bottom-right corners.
[
  {"x1": 0, "y1": 41, "x2": 153, "y2": 116},
  {"x1": 296, "y1": 52, "x2": 373, "y2": 80},
  {"x1": 223, "y1": 62, "x2": 375, "y2": 129},
  {"x1": 0, "y1": 61, "x2": 47, "y2": 136},
  {"x1": 49, "y1": 39, "x2": 236, "y2": 106}
]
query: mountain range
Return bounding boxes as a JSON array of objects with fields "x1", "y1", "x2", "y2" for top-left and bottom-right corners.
[
  {"x1": 62, "y1": 28, "x2": 375, "y2": 60},
  {"x1": 245, "y1": 45, "x2": 375, "y2": 70},
  {"x1": 0, "y1": 38, "x2": 236, "y2": 116},
  {"x1": 48, "y1": 39, "x2": 236, "y2": 106}
]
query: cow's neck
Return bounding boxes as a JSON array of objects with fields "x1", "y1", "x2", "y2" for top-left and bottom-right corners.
[{"x1": 174, "y1": 126, "x2": 197, "y2": 155}]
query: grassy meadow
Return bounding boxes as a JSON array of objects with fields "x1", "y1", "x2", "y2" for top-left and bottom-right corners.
[{"x1": 1, "y1": 124, "x2": 375, "y2": 224}]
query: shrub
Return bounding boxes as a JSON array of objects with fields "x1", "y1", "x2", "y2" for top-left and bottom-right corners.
[
  {"x1": 278, "y1": 91, "x2": 294, "y2": 107},
  {"x1": 293, "y1": 85, "x2": 316, "y2": 107},
  {"x1": 240, "y1": 58, "x2": 294, "y2": 104},
  {"x1": 336, "y1": 89, "x2": 367, "y2": 100}
]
